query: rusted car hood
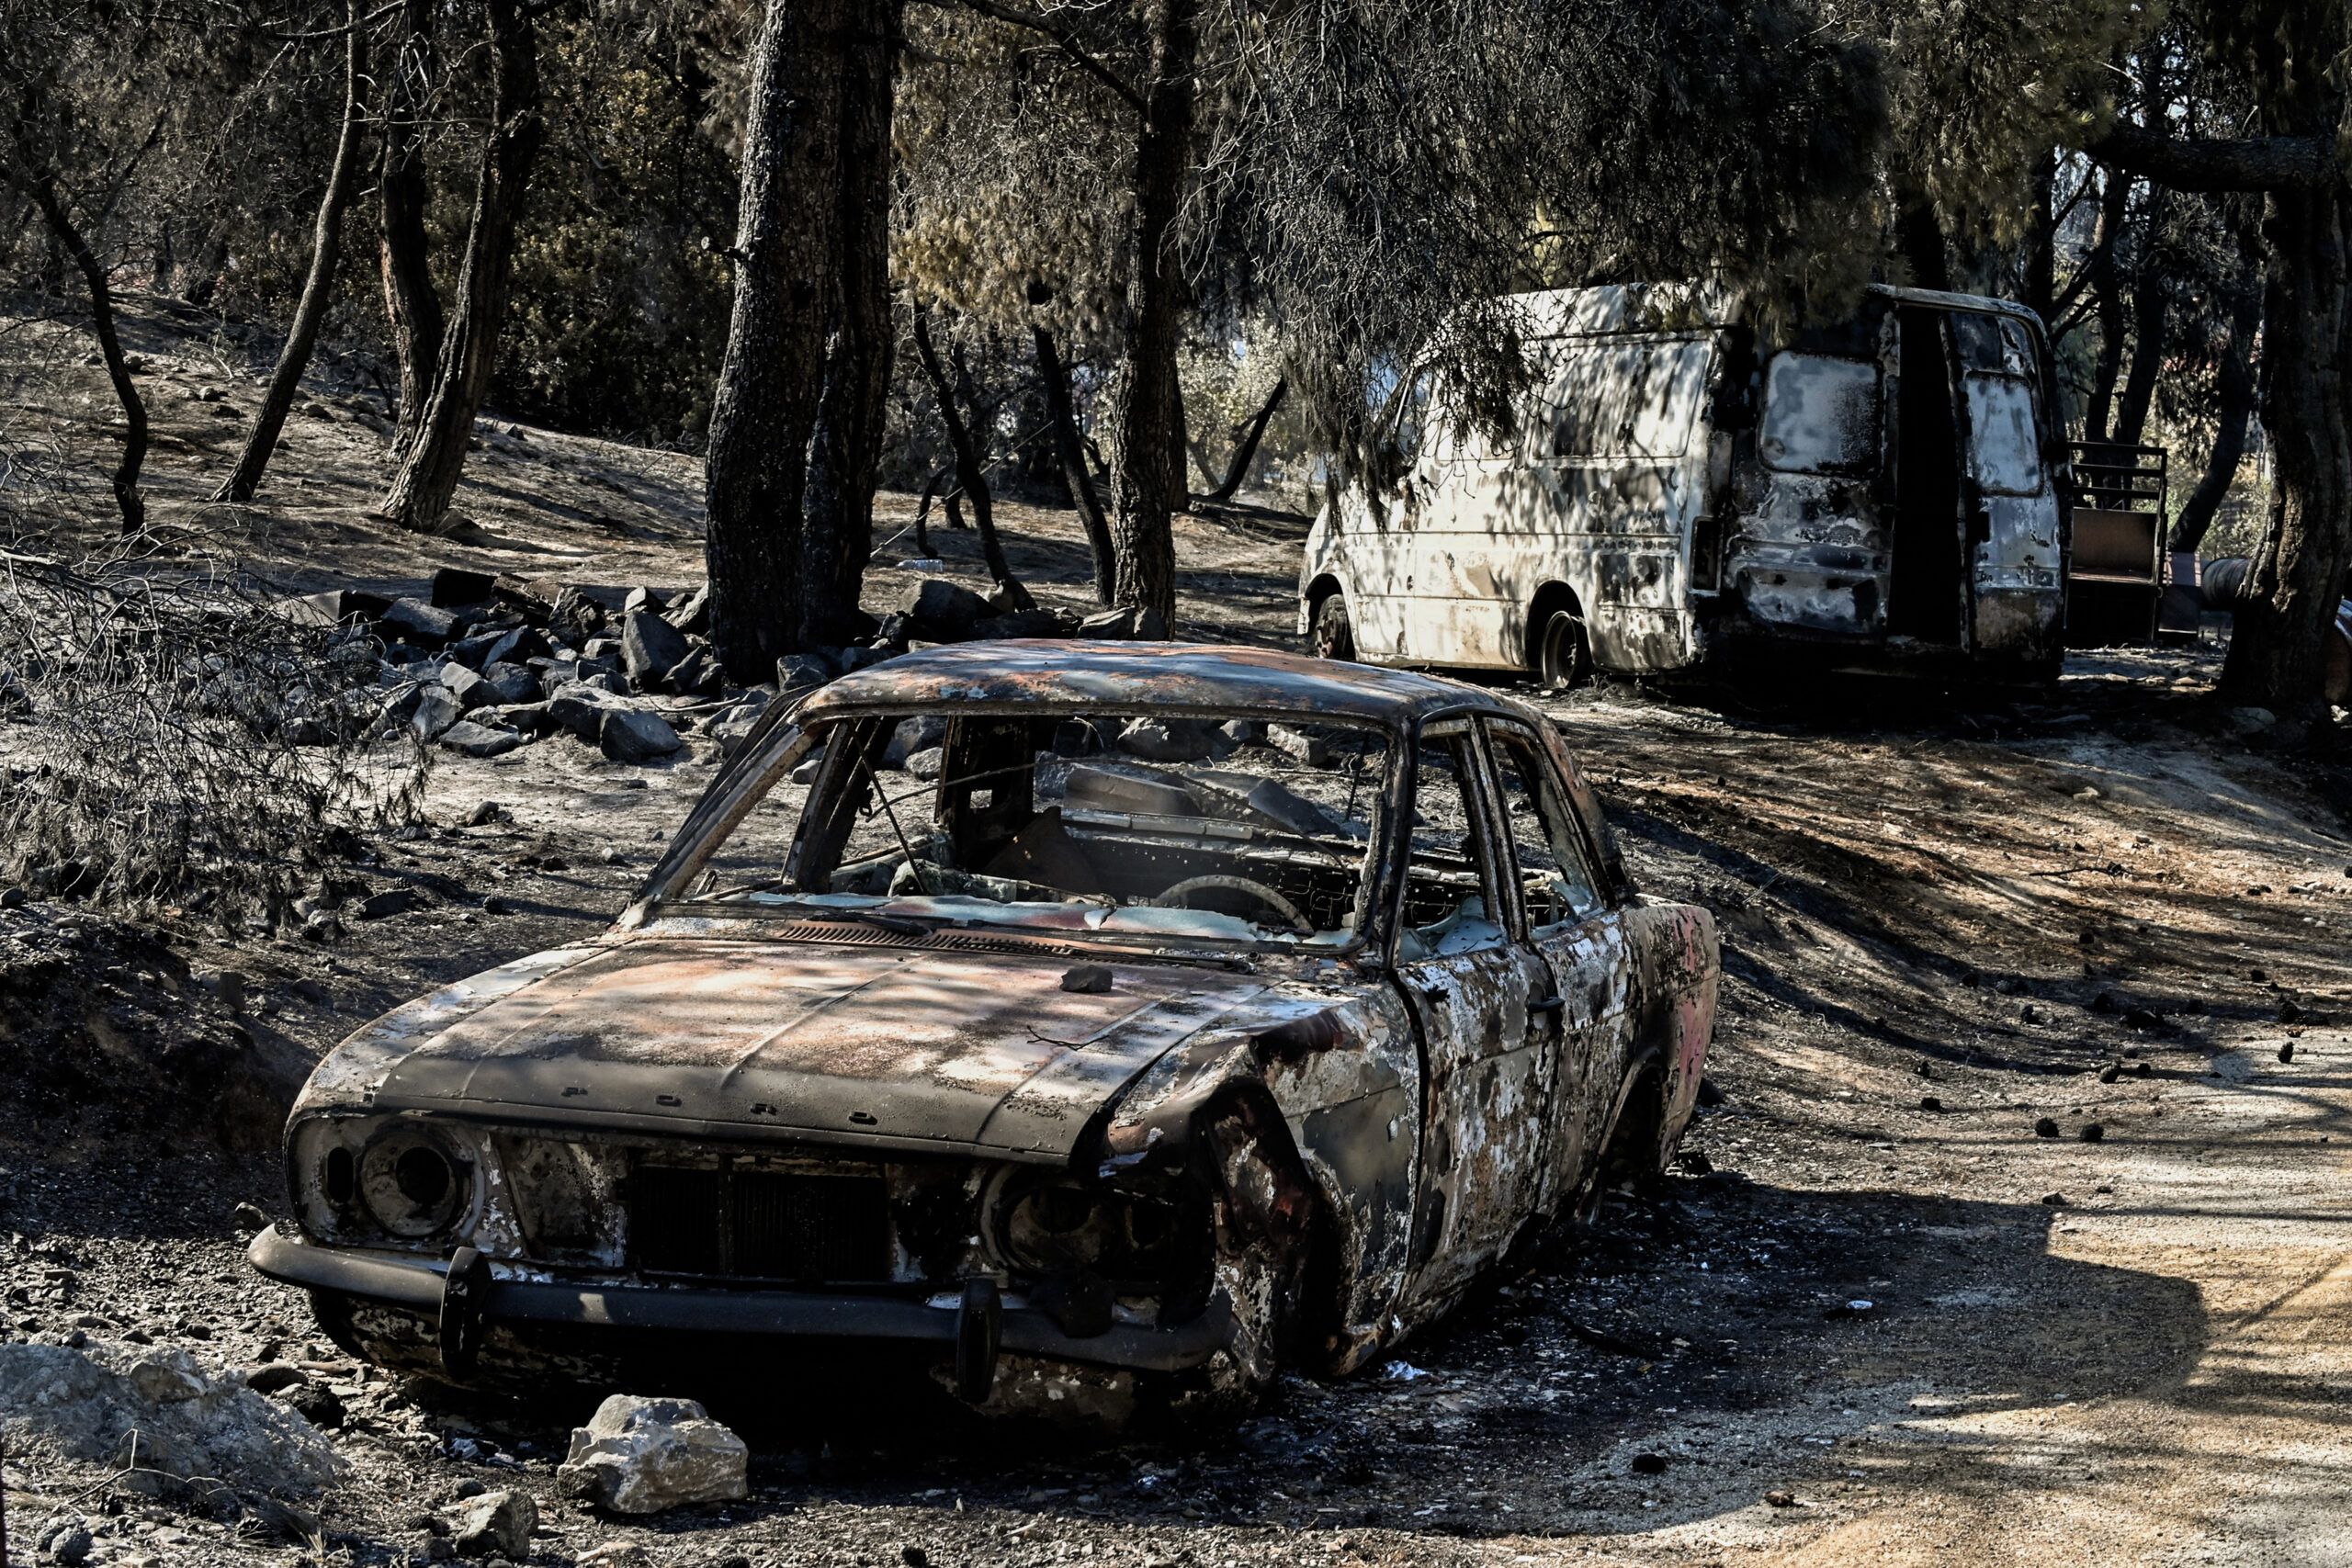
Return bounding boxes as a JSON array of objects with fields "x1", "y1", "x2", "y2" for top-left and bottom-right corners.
[{"x1": 367, "y1": 939, "x2": 1271, "y2": 1161}]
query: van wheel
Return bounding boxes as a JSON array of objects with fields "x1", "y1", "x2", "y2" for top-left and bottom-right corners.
[
  {"x1": 1310, "y1": 595, "x2": 1355, "y2": 661},
  {"x1": 1535, "y1": 607, "x2": 1592, "y2": 689}
]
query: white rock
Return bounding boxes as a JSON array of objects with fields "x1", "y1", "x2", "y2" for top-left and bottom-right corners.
[
  {"x1": 558, "y1": 1394, "x2": 749, "y2": 1515},
  {"x1": 450, "y1": 1487, "x2": 536, "y2": 1559}
]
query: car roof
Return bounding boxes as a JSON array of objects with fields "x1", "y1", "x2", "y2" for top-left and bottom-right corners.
[{"x1": 797, "y1": 639, "x2": 1515, "y2": 727}]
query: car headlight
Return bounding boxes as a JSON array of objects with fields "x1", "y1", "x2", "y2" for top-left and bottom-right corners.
[
  {"x1": 356, "y1": 1125, "x2": 471, "y2": 1238},
  {"x1": 987, "y1": 1169, "x2": 1199, "y2": 1290}
]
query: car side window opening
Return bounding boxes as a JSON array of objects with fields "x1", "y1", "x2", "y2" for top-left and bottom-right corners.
[
  {"x1": 695, "y1": 708, "x2": 1389, "y2": 950},
  {"x1": 1758, "y1": 352, "x2": 1880, "y2": 475},
  {"x1": 1395, "y1": 727, "x2": 1507, "y2": 962},
  {"x1": 1483, "y1": 721, "x2": 1604, "y2": 935}
]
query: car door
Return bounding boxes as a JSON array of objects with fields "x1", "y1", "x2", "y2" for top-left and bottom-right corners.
[
  {"x1": 1391, "y1": 718, "x2": 1557, "y2": 1312},
  {"x1": 1479, "y1": 715, "x2": 1635, "y2": 1218}
]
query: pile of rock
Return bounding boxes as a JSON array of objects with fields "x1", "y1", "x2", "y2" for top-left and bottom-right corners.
[{"x1": 285, "y1": 567, "x2": 1170, "y2": 769}]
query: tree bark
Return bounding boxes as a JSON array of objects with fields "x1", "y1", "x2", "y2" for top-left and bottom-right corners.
[
  {"x1": 375, "y1": 0, "x2": 543, "y2": 532},
  {"x1": 1103, "y1": 0, "x2": 1198, "y2": 625},
  {"x1": 2112, "y1": 195, "x2": 2167, "y2": 448},
  {"x1": 377, "y1": 0, "x2": 442, "y2": 460},
  {"x1": 2023, "y1": 150, "x2": 2057, "y2": 329},
  {"x1": 800, "y1": 0, "x2": 899, "y2": 647},
  {"x1": 1894, "y1": 194, "x2": 1951, "y2": 292},
  {"x1": 1032, "y1": 324, "x2": 1114, "y2": 604},
  {"x1": 701, "y1": 0, "x2": 847, "y2": 682},
  {"x1": 214, "y1": 2, "x2": 367, "y2": 505},
  {"x1": 2085, "y1": 170, "x2": 2132, "y2": 441},
  {"x1": 912, "y1": 310, "x2": 1028, "y2": 604},
  {"x1": 1204, "y1": 375, "x2": 1285, "y2": 502},
  {"x1": 2172, "y1": 287, "x2": 2261, "y2": 554},
  {"x1": 2219, "y1": 178, "x2": 2352, "y2": 721},
  {"x1": 9, "y1": 168, "x2": 145, "y2": 530}
]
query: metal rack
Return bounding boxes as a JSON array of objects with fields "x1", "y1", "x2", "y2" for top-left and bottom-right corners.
[{"x1": 2064, "y1": 441, "x2": 2169, "y2": 646}]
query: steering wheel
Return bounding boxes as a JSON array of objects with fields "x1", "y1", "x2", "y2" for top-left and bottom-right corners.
[{"x1": 1151, "y1": 874, "x2": 1313, "y2": 933}]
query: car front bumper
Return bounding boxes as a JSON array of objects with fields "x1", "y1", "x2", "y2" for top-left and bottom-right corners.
[{"x1": 246, "y1": 1226, "x2": 1232, "y2": 1373}]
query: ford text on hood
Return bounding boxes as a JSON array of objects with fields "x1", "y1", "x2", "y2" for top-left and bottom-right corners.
[{"x1": 251, "y1": 644, "x2": 1720, "y2": 1426}]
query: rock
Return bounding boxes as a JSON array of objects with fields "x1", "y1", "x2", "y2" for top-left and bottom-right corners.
[
  {"x1": 904, "y1": 746, "x2": 944, "y2": 780},
  {"x1": 439, "y1": 721, "x2": 522, "y2": 759},
  {"x1": 444, "y1": 630, "x2": 506, "y2": 670},
  {"x1": 1265, "y1": 724, "x2": 1329, "y2": 767},
  {"x1": 839, "y1": 645, "x2": 891, "y2": 672},
  {"x1": 664, "y1": 585, "x2": 711, "y2": 635},
  {"x1": 620, "y1": 611, "x2": 691, "y2": 684},
  {"x1": 2280, "y1": 1042, "x2": 2297, "y2": 1064},
  {"x1": 2079, "y1": 1122, "x2": 2105, "y2": 1143},
  {"x1": 2088, "y1": 991, "x2": 2120, "y2": 1015},
  {"x1": 2226, "y1": 705, "x2": 2278, "y2": 736},
  {"x1": 1060, "y1": 964, "x2": 1114, "y2": 994},
  {"x1": 1763, "y1": 1490, "x2": 1798, "y2": 1508},
  {"x1": 776, "y1": 653, "x2": 832, "y2": 694},
  {"x1": 2134, "y1": 1060, "x2": 2152, "y2": 1077},
  {"x1": 899, "y1": 578, "x2": 990, "y2": 637},
  {"x1": 430, "y1": 568, "x2": 499, "y2": 609},
  {"x1": 1078, "y1": 605, "x2": 1169, "y2": 640},
  {"x1": 884, "y1": 716, "x2": 946, "y2": 768},
  {"x1": 412, "y1": 685, "x2": 463, "y2": 740},
  {"x1": 1217, "y1": 719, "x2": 1262, "y2": 747},
  {"x1": 901, "y1": 1548, "x2": 931, "y2": 1568},
  {"x1": 548, "y1": 681, "x2": 623, "y2": 740},
  {"x1": 1117, "y1": 716, "x2": 1219, "y2": 762},
  {"x1": 248, "y1": 1495, "x2": 324, "y2": 1544},
  {"x1": 0, "y1": 1342, "x2": 345, "y2": 1494},
  {"x1": 2033, "y1": 1117, "x2": 2060, "y2": 1138},
  {"x1": 482, "y1": 701, "x2": 551, "y2": 735},
  {"x1": 244, "y1": 1364, "x2": 307, "y2": 1395},
  {"x1": 231, "y1": 1201, "x2": 268, "y2": 1233},
  {"x1": 2098, "y1": 1062, "x2": 2122, "y2": 1083},
  {"x1": 36, "y1": 1520, "x2": 94, "y2": 1563},
  {"x1": 450, "y1": 1488, "x2": 536, "y2": 1559},
  {"x1": 2041, "y1": 1191, "x2": 2069, "y2": 1206},
  {"x1": 483, "y1": 625, "x2": 551, "y2": 668},
  {"x1": 666, "y1": 648, "x2": 727, "y2": 697},
  {"x1": 481, "y1": 661, "x2": 540, "y2": 705},
  {"x1": 1695, "y1": 1076, "x2": 1726, "y2": 1107},
  {"x1": 2122, "y1": 1007, "x2": 2163, "y2": 1030},
  {"x1": 382, "y1": 598, "x2": 459, "y2": 648},
  {"x1": 1918, "y1": 1095, "x2": 1942, "y2": 1111},
  {"x1": 1629, "y1": 1452, "x2": 1667, "y2": 1474},
  {"x1": 441, "y1": 662, "x2": 494, "y2": 710},
  {"x1": 276, "y1": 1382, "x2": 345, "y2": 1429},
  {"x1": 357, "y1": 889, "x2": 414, "y2": 919},
  {"x1": 622, "y1": 586, "x2": 668, "y2": 615},
  {"x1": 557, "y1": 1394, "x2": 750, "y2": 1515},
  {"x1": 601, "y1": 708, "x2": 682, "y2": 764}
]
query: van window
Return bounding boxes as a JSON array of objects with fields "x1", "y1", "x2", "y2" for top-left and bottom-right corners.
[
  {"x1": 1963, "y1": 373, "x2": 2043, "y2": 495},
  {"x1": 1760, "y1": 353, "x2": 1878, "y2": 475},
  {"x1": 1540, "y1": 339, "x2": 1709, "y2": 461}
]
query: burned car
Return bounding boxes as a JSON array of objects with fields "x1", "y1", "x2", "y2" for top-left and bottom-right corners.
[{"x1": 250, "y1": 643, "x2": 1719, "y2": 1420}]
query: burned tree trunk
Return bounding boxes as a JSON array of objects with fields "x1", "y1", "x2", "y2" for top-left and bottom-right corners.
[
  {"x1": 215, "y1": 2, "x2": 367, "y2": 505},
  {"x1": 1103, "y1": 0, "x2": 1198, "y2": 626},
  {"x1": 2173, "y1": 288, "x2": 2261, "y2": 554},
  {"x1": 801, "y1": 0, "x2": 899, "y2": 648},
  {"x1": 378, "y1": 0, "x2": 441, "y2": 459},
  {"x1": 1204, "y1": 375, "x2": 1285, "y2": 502},
  {"x1": 2112, "y1": 188, "x2": 2171, "y2": 448},
  {"x1": 1032, "y1": 325, "x2": 1114, "y2": 604},
  {"x1": 912, "y1": 310, "x2": 1029, "y2": 607},
  {"x1": 702, "y1": 0, "x2": 847, "y2": 681},
  {"x1": 375, "y1": 0, "x2": 544, "y2": 532},
  {"x1": 2220, "y1": 182, "x2": 2352, "y2": 719},
  {"x1": 2084, "y1": 171, "x2": 2132, "y2": 440},
  {"x1": 11, "y1": 171, "x2": 146, "y2": 531}
]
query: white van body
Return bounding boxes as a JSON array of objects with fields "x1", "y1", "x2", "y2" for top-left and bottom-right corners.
[{"x1": 1296, "y1": 282, "x2": 2069, "y2": 683}]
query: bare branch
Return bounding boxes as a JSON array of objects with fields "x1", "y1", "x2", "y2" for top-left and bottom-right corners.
[
  {"x1": 917, "y1": 0, "x2": 1145, "y2": 116},
  {"x1": 2084, "y1": 122, "x2": 2335, "y2": 192}
]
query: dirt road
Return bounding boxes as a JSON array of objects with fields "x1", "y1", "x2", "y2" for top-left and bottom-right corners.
[{"x1": 5, "y1": 324, "x2": 2352, "y2": 1565}]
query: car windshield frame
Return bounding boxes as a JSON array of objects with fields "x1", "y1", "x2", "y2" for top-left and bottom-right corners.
[{"x1": 650, "y1": 698, "x2": 1414, "y2": 959}]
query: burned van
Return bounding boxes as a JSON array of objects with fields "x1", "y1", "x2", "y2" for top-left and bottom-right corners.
[{"x1": 1297, "y1": 283, "x2": 2070, "y2": 685}]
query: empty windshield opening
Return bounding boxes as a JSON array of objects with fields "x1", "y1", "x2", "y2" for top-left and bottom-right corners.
[{"x1": 685, "y1": 710, "x2": 1392, "y2": 948}]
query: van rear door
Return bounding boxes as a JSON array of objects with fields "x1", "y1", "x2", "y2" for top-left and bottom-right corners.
[{"x1": 1949, "y1": 312, "x2": 2063, "y2": 664}]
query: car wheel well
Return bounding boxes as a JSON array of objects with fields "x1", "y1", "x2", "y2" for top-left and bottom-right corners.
[
  {"x1": 1590, "y1": 1054, "x2": 1675, "y2": 1198},
  {"x1": 1524, "y1": 582, "x2": 1584, "y2": 663}
]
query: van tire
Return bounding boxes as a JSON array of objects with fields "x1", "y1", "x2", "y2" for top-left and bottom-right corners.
[
  {"x1": 1310, "y1": 594, "x2": 1355, "y2": 661},
  {"x1": 1535, "y1": 607, "x2": 1592, "y2": 689}
]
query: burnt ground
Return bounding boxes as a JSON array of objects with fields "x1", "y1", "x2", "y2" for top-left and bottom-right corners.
[{"x1": 4, "y1": 301, "x2": 2352, "y2": 1567}]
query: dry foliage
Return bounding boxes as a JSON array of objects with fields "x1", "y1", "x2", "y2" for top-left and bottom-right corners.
[{"x1": 0, "y1": 532, "x2": 428, "y2": 923}]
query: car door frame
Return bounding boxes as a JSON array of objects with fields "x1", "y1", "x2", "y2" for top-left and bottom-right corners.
[{"x1": 1387, "y1": 713, "x2": 1562, "y2": 1321}]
